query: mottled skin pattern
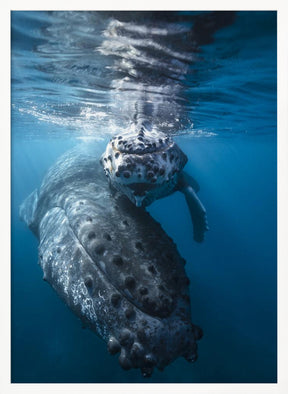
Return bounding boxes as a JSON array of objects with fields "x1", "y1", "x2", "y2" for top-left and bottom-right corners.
[
  {"x1": 101, "y1": 122, "x2": 188, "y2": 208},
  {"x1": 20, "y1": 144, "x2": 202, "y2": 377},
  {"x1": 101, "y1": 122, "x2": 209, "y2": 242}
]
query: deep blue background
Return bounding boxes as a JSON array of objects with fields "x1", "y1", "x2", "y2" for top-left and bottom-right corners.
[{"x1": 11, "y1": 11, "x2": 277, "y2": 383}]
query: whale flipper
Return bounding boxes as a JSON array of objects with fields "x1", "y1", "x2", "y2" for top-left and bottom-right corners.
[
  {"x1": 19, "y1": 189, "x2": 39, "y2": 235},
  {"x1": 177, "y1": 171, "x2": 209, "y2": 243}
]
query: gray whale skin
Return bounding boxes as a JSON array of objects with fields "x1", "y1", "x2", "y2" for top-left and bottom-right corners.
[{"x1": 20, "y1": 145, "x2": 202, "y2": 377}]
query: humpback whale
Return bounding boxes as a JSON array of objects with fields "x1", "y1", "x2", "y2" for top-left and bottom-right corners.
[
  {"x1": 100, "y1": 120, "x2": 209, "y2": 242},
  {"x1": 20, "y1": 145, "x2": 202, "y2": 377}
]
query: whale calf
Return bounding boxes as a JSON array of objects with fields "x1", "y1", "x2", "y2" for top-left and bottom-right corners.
[
  {"x1": 100, "y1": 120, "x2": 209, "y2": 242},
  {"x1": 20, "y1": 145, "x2": 202, "y2": 377}
]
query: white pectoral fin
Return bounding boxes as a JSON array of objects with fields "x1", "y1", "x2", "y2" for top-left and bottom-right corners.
[
  {"x1": 19, "y1": 189, "x2": 39, "y2": 226},
  {"x1": 183, "y1": 186, "x2": 209, "y2": 243},
  {"x1": 179, "y1": 171, "x2": 200, "y2": 193},
  {"x1": 177, "y1": 171, "x2": 208, "y2": 243}
]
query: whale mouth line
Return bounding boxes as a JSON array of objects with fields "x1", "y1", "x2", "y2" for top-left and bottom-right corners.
[{"x1": 124, "y1": 182, "x2": 158, "y2": 195}]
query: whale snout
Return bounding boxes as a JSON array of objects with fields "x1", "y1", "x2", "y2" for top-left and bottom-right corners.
[{"x1": 101, "y1": 128, "x2": 187, "y2": 207}]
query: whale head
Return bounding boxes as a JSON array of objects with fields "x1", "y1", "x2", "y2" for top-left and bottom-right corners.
[{"x1": 100, "y1": 126, "x2": 187, "y2": 207}]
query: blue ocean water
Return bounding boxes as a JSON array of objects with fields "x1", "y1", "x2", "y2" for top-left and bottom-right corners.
[{"x1": 11, "y1": 11, "x2": 277, "y2": 383}]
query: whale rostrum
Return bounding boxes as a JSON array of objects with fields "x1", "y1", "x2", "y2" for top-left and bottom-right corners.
[
  {"x1": 20, "y1": 145, "x2": 202, "y2": 377},
  {"x1": 100, "y1": 121, "x2": 209, "y2": 243}
]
